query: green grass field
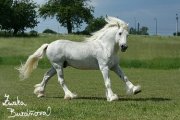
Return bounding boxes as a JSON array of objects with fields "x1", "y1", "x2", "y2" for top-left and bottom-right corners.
[{"x1": 0, "y1": 35, "x2": 180, "y2": 120}]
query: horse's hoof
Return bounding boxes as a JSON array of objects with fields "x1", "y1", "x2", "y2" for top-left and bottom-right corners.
[
  {"x1": 127, "y1": 85, "x2": 141, "y2": 95},
  {"x1": 107, "y1": 94, "x2": 118, "y2": 102},
  {"x1": 37, "y1": 93, "x2": 45, "y2": 98},
  {"x1": 134, "y1": 89, "x2": 141, "y2": 95},
  {"x1": 133, "y1": 85, "x2": 141, "y2": 95},
  {"x1": 64, "y1": 93, "x2": 77, "y2": 100},
  {"x1": 34, "y1": 84, "x2": 45, "y2": 98}
]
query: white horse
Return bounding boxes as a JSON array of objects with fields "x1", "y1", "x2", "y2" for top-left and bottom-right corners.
[{"x1": 18, "y1": 16, "x2": 141, "y2": 102}]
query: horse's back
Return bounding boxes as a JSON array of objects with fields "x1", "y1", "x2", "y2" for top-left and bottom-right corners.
[{"x1": 46, "y1": 39, "x2": 95, "y2": 58}]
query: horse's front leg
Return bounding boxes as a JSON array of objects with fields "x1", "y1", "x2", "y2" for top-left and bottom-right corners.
[
  {"x1": 100, "y1": 66, "x2": 118, "y2": 102},
  {"x1": 111, "y1": 65, "x2": 141, "y2": 95}
]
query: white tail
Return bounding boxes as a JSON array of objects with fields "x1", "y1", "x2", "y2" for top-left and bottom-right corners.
[{"x1": 18, "y1": 44, "x2": 49, "y2": 80}]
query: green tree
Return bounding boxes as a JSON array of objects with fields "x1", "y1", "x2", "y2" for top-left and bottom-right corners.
[
  {"x1": 0, "y1": 0, "x2": 13, "y2": 31},
  {"x1": 0, "y1": 0, "x2": 38, "y2": 35},
  {"x1": 129, "y1": 26, "x2": 149, "y2": 35},
  {"x1": 129, "y1": 27, "x2": 136, "y2": 34},
  {"x1": 43, "y1": 29, "x2": 57, "y2": 34},
  {"x1": 140, "y1": 26, "x2": 149, "y2": 35},
  {"x1": 11, "y1": 0, "x2": 38, "y2": 35},
  {"x1": 85, "y1": 16, "x2": 106, "y2": 33},
  {"x1": 39, "y1": 0, "x2": 94, "y2": 34}
]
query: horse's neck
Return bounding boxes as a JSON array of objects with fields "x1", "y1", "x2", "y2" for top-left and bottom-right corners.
[{"x1": 97, "y1": 31, "x2": 118, "y2": 55}]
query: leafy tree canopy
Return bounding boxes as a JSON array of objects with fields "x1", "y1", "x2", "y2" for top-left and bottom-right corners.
[
  {"x1": 39, "y1": 0, "x2": 94, "y2": 34},
  {"x1": 0, "y1": 0, "x2": 38, "y2": 35},
  {"x1": 130, "y1": 26, "x2": 149, "y2": 35},
  {"x1": 85, "y1": 16, "x2": 106, "y2": 34},
  {"x1": 43, "y1": 28, "x2": 57, "y2": 34}
]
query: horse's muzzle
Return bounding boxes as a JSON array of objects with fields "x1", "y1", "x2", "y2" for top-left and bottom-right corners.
[{"x1": 121, "y1": 45, "x2": 128, "y2": 52}]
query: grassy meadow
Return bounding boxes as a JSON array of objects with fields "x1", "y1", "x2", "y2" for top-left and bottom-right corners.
[{"x1": 0, "y1": 34, "x2": 180, "y2": 120}]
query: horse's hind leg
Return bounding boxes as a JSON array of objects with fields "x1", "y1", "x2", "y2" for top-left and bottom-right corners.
[
  {"x1": 54, "y1": 63, "x2": 77, "y2": 99},
  {"x1": 34, "y1": 67, "x2": 56, "y2": 97}
]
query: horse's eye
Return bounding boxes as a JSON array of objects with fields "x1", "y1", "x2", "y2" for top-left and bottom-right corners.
[{"x1": 119, "y1": 32, "x2": 122, "y2": 35}]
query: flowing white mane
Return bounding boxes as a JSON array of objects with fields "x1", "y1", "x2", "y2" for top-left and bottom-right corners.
[{"x1": 86, "y1": 16, "x2": 128, "y2": 41}]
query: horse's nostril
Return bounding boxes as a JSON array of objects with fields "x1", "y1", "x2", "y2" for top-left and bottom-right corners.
[
  {"x1": 121, "y1": 45, "x2": 128, "y2": 52},
  {"x1": 121, "y1": 45, "x2": 128, "y2": 49}
]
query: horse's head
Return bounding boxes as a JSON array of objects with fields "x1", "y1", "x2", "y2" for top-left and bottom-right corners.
[
  {"x1": 115, "y1": 25, "x2": 129, "y2": 52},
  {"x1": 105, "y1": 16, "x2": 129, "y2": 52}
]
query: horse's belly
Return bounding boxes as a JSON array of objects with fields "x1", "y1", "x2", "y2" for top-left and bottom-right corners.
[{"x1": 67, "y1": 58, "x2": 99, "y2": 70}]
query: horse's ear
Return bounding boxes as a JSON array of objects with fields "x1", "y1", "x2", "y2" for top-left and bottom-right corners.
[
  {"x1": 117, "y1": 22, "x2": 120, "y2": 28},
  {"x1": 105, "y1": 15, "x2": 110, "y2": 23}
]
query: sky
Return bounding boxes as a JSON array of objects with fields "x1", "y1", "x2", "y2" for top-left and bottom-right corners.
[{"x1": 33, "y1": 0, "x2": 180, "y2": 35}]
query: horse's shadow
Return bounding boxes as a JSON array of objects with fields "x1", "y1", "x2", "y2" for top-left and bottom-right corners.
[
  {"x1": 76, "y1": 96, "x2": 171, "y2": 102},
  {"x1": 46, "y1": 96, "x2": 171, "y2": 102},
  {"x1": 119, "y1": 97, "x2": 171, "y2": 102}
]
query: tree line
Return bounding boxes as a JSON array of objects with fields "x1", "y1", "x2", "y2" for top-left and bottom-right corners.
[
  {"x1": 0, "y1": 0, "x2": 150, "y2": 36},
  {"x1": 0, "y1": 0, "x2": 95, "y2": 35},
  {"x1": 0, "y1": 0, "x2": 38, "y2": 35}
]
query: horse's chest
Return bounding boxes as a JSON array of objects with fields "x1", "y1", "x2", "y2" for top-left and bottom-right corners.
[
  {"x1": 98, "y1": 55, "x2": 119, "y2": 69},
  {"x1": 107, "y1": 56, "x2": 119, "y2": 68}
]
